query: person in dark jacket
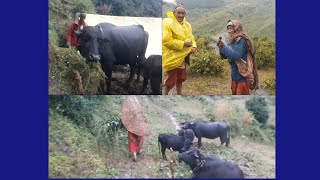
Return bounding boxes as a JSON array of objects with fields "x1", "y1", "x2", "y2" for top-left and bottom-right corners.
[{"x1": 217, "y1": 20, "x2": 258, "y2": 95}]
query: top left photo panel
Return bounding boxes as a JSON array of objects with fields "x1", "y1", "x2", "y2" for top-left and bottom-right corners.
[{"x1": 49, "y1": 0, "x2": 162, "y2": 95}]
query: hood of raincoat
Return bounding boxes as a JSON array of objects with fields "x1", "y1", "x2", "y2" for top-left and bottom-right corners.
[{"x1": 162, "y1": 11, "x2": 197, "y2": 73}]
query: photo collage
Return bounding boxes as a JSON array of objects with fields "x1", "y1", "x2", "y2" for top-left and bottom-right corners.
[{"x1": 49, "y1": 0, "x2": 276, "y2": 178}]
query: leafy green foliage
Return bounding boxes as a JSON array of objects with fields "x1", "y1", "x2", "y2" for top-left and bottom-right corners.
[
  {"x1": 49, "y1": 96, "x2": 124, "y2": 141},
  {"x1": 189, "y1": 37, "x2": 226, "y2": 76},
  {"x1": 49, "y1": 44, "x2": 105, "y2": 94},
  {"x1": 49, "y1": 110, "x2": 119, "y2": 178},
  {"x1": 93, "y1": 0, "x2": 161, "y2": 17},
  {"x1": 253, "y1": 37, "x2": 276, "y2": 69},
  {"x1": 246, "y1": 96, "x2": 269, "y2": 125},
  {"x1": 72, "y1": 0, "x2": 96, "y2": 15}
]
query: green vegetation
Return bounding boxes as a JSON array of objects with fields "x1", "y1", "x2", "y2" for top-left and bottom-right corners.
[
  {"x1": 189, "y1": 37, "x2": 226, "y2": 76},
  {"x1": 49, "y1": 96, "x2": 275, "y2": 178},
  {"x1": 246, "y1": 96, "x2": 269, "y2": 125},
  {"x1": 49, "y1": 109, "x2": 122, "y2": 178},
  {"x1": 49, "y1": 44, "x2": 105, "y2": 94},
  {"x1": 93, "y1": 0, "x2": 161, "y2": 17},
  {"x1": 253, "y1": 37, "x2": 276, "y2": 69}
]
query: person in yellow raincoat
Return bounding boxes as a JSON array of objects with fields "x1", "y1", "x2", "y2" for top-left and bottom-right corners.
[{"x1": 162, "y1": 3, "x2": 197, "y2": 95}]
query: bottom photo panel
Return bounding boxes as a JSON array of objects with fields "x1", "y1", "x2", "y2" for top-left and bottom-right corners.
[{"x1": 49, "y1": 95, "x2": 275, "y2": 178}]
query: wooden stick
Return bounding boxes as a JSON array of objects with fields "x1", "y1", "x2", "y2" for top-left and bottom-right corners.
[
  {"x1": 169, "y1": 160, "x2": 175, "y2": 178},
  {"x1": 170, "y1": 147, "x2": 177, "y2": 164},
  {"x1": 74, "y1": 70, "x2": 84, "y2": 95}
]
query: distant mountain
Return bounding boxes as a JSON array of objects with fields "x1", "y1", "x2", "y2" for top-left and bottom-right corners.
[{"x1": 163, "y1": 0, "x2": 275, "y2": 38}]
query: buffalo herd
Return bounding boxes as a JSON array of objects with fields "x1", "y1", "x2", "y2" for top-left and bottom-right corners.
[{"x1": 158, "y1": 120, "x2": 245, "y2": 178}]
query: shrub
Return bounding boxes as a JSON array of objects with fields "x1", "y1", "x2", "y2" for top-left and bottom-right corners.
[
  {"x1": 72, "y1": 0, "x2": 96, "y2": 15},
  {"x1": 245, "y1": 96, "x2": 269, "y2": 125},
  {"x1": 49, "y1": 96, "x2": 124, "y2": 141},
  {"x1": 253, "y1": 37, "x2": 276, "y2": 69},
  {"x1": 49, "y1": 45, "x2": 105, "y2": 94},
  {"x1": 189, "y1": 37, "x2": 226, "y2": 76},
  {"x1": 264, "y1": 77, "x2": 276, "y2": 92}
]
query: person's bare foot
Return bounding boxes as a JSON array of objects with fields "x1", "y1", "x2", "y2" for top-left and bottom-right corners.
[
  {"x1": 137, "y1": 149, "x2": 143, "y2": 155},
  {"x1": 132, "y1": 157, "x2": 138, "y2": 162}
]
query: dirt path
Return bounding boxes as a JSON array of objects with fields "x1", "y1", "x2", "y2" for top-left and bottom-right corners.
[{"x1": 141, "y1": 96, "x2": 180, "y2": 131}]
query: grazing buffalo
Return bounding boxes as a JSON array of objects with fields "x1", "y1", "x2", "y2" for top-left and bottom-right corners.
[
  {"x1": 178, "y1": 147, "x2": 244, "y2": 178},
  {"x1": 140, "y1": 55, "x2": 162, "y2": 95},
  {"x1": 181, "y1": 121, "x2": 230, "y2": 147},
  {"x1": 158, "y1": 129, "x2": 194, "y2": 160},
  {"x1": 78, "y1": 23, "x2": 149, "y2": 94}
]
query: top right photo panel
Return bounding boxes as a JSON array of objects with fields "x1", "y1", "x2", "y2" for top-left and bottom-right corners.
[{"x1": 162, "y1": 0, "x2": 275, "y2": 95}]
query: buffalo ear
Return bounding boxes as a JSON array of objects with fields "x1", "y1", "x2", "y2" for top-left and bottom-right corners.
[{"x1": 97, "y1": 25, "x2": 104, "y2": 37}]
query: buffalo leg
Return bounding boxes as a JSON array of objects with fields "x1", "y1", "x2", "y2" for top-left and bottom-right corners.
[
  {"x1": 102, "y1": 63, "x2": 113, "y2": 94},
  {"x1": 198, "y1": 137, "x2": 202, "y2": 148},
  {"x1": 226, "y1": 131, "x2": 230, "y2": 147},
  {"x1": 161, "y1": 147, "x2": 167, "y2": 160},
  {"x1": 136, "y1": 64, "x2": 142, "y2": 82},
  {"x1": 150, "y1": 76, "x2": 161, "y2": 95},
  {"x1": 220, "y1": 136, "x2": 226, "y2": 146},
  {"x1": 127, "y1": 64, "x2": 136, "y2": 83},
  {"x1": 140, "y1": 74, "x2": 149, "y2": 94}
]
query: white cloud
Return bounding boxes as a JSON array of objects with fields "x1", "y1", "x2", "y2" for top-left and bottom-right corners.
[{"x1": 163, "y1": 0, "x2": 177, "y2": 5}]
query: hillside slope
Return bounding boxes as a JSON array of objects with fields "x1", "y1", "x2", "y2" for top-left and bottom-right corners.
[{"x1": 163, "y1": 0, "x2": 275, "y2": 38}]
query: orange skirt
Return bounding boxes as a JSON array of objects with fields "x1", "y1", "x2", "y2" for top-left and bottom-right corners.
[
  {"x1": 164, "y1": 68, "x2": 187, "y2": 89},
  {"x1": 128, "y1": 131, "x2": 144, "y2": 153},
  {"x1": 231, "y1": 81, "x2": 250, "y2": 95}
]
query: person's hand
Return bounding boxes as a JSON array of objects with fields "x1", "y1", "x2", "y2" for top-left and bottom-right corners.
[
  {"x1": 66, "y1": 42, "x2": 71, "y2": 48},
  {"x1": 216, "y1": 39, "x2": 223, "y2": 48},
  {"x1": 191, "y1": 48, "x2": 196, "y2": 54},
  {"x1": 184, "y1": 41, "x2": 193, "y2": 47}
]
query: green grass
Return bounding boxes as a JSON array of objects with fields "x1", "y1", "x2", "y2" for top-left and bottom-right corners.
[
  {"x1": 174, "y1": 65, "x2": 275, "y2": 95},
  {"x1": 49, "y1": 109, "x2": 119, "y2": 178}
]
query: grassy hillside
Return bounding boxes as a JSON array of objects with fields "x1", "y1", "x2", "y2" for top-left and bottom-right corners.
[
  {"x1": 163, "y1": 0, "x2": 275, "y2": 38},
  {"x1": 49, "y1": 95, "x2": 275, "y2": 178}
]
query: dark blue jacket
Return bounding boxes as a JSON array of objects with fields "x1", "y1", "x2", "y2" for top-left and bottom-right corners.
[{"x1": 219, "y1": 38, "x2": 248, "y2": 82}]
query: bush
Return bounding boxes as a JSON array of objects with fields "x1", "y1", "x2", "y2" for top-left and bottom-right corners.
[
  {"x1": 72, "y1": 0, "x2": 96, "y2": 15},
  {"x1": 245, "y1": 96, "x2": 269, "y2": 125},
  {"x1": 49, "y1": 96, "x2": 124, "y2": 141},
  {"x1": 49, "y1": 44, "x2": 105, "y2": 94},
  {"x1": 253, "y1": 37, "x2": 276, "y2": 69},
  {"x1": 264, "y1": 77, "x2": 276, "y2": 92},
  {"x1": 189, "y1": 37, "x2": 226, "y2": 76}
]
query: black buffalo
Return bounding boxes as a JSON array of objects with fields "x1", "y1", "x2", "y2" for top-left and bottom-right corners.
[
  {"x1": 78, "y1": 23, "x2": 149, "y2": 94},
  {"x1": 178, "y1": 147, "x2": 244, "y2": 178},
  {"x1": 181, "y1": 121, "x2": 230, "y2": 147},
  {"x1": 158, "y1": 129, "x2": 194, "y2": 160},
  {"x1": 140, "y1": 55, "x2": 162, "y2": 95}
]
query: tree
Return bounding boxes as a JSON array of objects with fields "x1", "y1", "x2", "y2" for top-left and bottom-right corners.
[{"x1": 245, "y1": 96, "x2": 269, "y2": 125}]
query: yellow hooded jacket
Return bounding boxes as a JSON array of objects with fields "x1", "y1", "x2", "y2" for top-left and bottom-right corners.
[{"x1": 162, "y1": 11, "x2": 197, "y2": 73}]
